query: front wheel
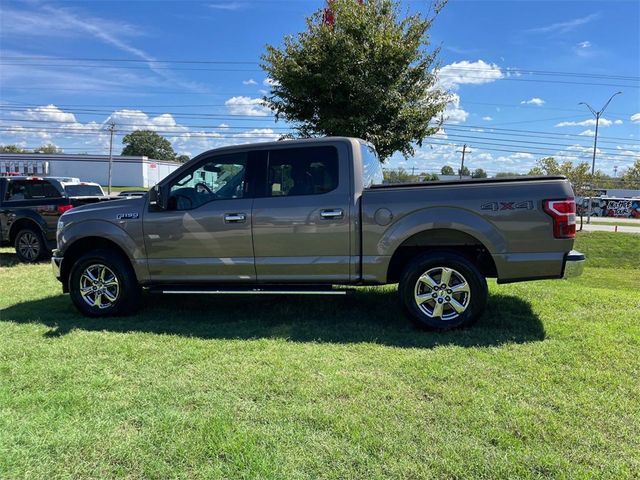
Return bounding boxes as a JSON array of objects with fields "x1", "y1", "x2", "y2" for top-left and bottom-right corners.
[
  {"x1": 69, "y1": 249, "x2": 141, "y2": 317},
  {"x1": 399, "y1": 251, "x2": 487, "y2": 330}
]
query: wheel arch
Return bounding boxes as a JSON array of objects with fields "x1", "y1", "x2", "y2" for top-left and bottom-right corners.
[
  {"x1": 386, "y1": 228, "x2": 498, "y2": 284},
  {"x1": 9, "y1": 216, "x2": 46, "y2": 244},
  {"x1": 60, "y1": 237, "x2": 137, "y2": 290}
]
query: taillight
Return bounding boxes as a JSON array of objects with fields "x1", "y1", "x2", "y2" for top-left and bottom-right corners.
[
  {"x1": 57, "y1": 204, "x2": 74, "y2": 215},
  {"x1": 543, "y1": 198, "x2": 576, "y2": 239}
]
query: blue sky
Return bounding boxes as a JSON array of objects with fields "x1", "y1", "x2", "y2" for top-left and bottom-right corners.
[{"x1": 0, "y1": 0, "x2": 638, "y2": 176}]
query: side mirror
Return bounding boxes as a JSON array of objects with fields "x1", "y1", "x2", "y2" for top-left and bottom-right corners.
[{"x1": 149, "y1": 185, "x2": 167, "y2": 210}]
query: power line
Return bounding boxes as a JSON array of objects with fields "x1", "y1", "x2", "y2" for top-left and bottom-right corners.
[
  {"x1": 3, "y1": 118, "x2": 637, "y2": 155},
  {"x1": 2, "y1": 55, "x2": 638, "y2": 81}
]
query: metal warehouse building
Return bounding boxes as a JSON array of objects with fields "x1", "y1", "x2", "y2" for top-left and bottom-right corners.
[{"x1": 0, "y1": 153, "x2": 180, "y2": 188}]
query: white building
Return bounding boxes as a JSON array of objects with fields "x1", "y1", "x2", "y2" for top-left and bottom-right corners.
[{"x1": 0, "y1": 153, "x2": 180, "y2": 188}]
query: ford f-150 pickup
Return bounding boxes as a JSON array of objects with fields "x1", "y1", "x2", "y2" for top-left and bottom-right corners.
[
  {"x1": 0, "y1": 176, "x2": 113, "y2": 262},
  {"x1": 52, "y1": 137, "x2": 584, "y2": 329}
]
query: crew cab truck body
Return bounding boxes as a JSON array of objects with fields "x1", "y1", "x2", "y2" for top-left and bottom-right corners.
[
  {"x1": 52, "y1": 137, "x2": 584, "y2": 329},
  {"x1": 0, "y1": 176, "x2": 113, "y2": 262}
]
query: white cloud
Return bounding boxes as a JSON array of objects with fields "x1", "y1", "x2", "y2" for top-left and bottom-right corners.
[
  {"x1": 482, "y1": 116, "x2": 493, "y2": 121},
  {"x1": 614, "y1": 119, "x2": 623, "y2": 125},
  {"x1": 263, "y1": 78, "x2": 279, "y2": 87},
  {"x1": 577, "y1": 41, "x2": 591, "y2": 49},
  {"x1": 233, "y1": 128, "x2": 279, "y2": 140},
  {"x1": 526, "y1": 13, "x2": 599, "y2": 35},
  {"x1": 208, "y1": 2, "x2": 247, "y2": 11},
  {"x1": 437, "y1": 60, "x2": 503, "y2": 90},
  {"x1": 521, "y1": 97, "x2": 545, "y2": 106},
  {"x1": 442, "y1": 94, "x2": 469, "y2": 124},
  {"x1": 242, "y1": 79, "x2": 258, "y2": 85},
  {"x1": 224, "y1": 96, "x2": 271, "y2": 116},
  {"x1": 556, "y1": 118, "x2": 612, "y2": 127},
  {"x1": 631, "y1": 113, "x2": 640, "y2": 123},
  {"x1": 578, "y1": 129, "x2": 596, "y2": 136}
]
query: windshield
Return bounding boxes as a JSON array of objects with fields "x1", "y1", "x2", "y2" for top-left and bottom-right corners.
[
  {"x1": 64, "y1": 184, "x2": 105, "y2": 196},
  {"x1": 360, "y1": 142, "x2": 384, "y2": 187}
]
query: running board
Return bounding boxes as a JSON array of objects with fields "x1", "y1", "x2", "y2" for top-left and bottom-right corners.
[{"x1": 148, "y1": 286, "x2": 354, "y2": 296}]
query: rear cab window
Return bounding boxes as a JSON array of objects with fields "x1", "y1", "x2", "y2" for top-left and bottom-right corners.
[
  {"x1": 360, "y1": 142, "x2": 383, "y2": 187},
  {"x1": 63, "y1": 184, "x2": 105, "y2": 197}
]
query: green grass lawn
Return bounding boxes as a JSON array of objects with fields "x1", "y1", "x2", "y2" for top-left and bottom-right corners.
[{"x1": 1, "y1": 232, "x2": 639, "y2": 479}]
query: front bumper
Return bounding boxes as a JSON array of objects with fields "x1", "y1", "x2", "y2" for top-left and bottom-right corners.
[
  {"x1": 563, "y1": 250, "x2": 585, "y2": 278},
  {"x1": 51, "y1": 249, "x2": 63, "y2": 281}
]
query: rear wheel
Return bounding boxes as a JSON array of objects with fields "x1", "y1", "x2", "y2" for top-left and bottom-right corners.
[
  {"x1": 399, "y1": 251, "x2": 487, "y2": 330},
  {"x1": 69, "y1": 249, "x2": 141, "y2": 317},
  {"x1": 14, "y1": 227, "x2": 47, "y2": 263}
]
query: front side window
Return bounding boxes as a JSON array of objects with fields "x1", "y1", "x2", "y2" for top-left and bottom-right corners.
[
  {"x1": 266, "y1": 146, "x2": 339, "y2": 197},
  {"x1": 168, "y1": 153, "x2": 247, "y2": 210}
]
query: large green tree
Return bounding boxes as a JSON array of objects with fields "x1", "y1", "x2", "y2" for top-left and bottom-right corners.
[
  {"x1": 121, "y1": 130, "x2": 176, "y2": 161},
  {"x1": 261, "y1": 0, "x2": 448, "y2": 160}
]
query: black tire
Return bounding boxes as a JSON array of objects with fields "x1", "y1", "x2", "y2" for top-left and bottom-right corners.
[
  {"x1": 399, "y1": 251, "x2": 487, "y2": 330},
  {"x1": 14, "y1": 227, "x2": 48, "y2": 263},
  {"x1": 69, "y1": 249, "x2": 141, "y2": 317}
]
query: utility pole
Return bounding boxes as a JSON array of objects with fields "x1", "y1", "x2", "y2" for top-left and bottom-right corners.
[
  {"x1": 579, "y1": 91, "x2": 622, "y2": 224},
  {"x1": 106, "y1": 121, "x2": 116, "y2": 195},
  {"x1": 613, "y1": 165, "x2": 618, "y2": 178},
  {"x1": 457, "y1": 144, "x2": 469, "y2": 179}
]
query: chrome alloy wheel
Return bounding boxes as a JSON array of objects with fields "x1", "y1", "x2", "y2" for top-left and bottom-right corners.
[
  {"x1": 414, "y1": 267, "x2": 471, "y2": 321},
  {"x1": 17, "y1": 232, "x2": 40, "y2": 261},
  {"x1": 79, "y1": 264, "x2": 120, "y2": 309}
]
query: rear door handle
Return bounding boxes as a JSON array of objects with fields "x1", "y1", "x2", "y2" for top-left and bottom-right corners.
[
  {"x1": 224, "y1": 213, "x2": 246, "y2": 223},
  {"x1": 320, "y1": 209, "x2": 344, "y2": 219}
]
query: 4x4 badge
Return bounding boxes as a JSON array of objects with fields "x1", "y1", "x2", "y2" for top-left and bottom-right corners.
[{"x1": 481, "y1": 201, "x2": 534, "y2": 211}]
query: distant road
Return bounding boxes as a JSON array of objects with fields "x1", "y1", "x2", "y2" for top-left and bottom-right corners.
[
  {"x1": 579, "y1": 223, "x2": 640, "y2": 234},
  {"x1": 583, "y1": 217, "x2": 640, "y2": 225}
]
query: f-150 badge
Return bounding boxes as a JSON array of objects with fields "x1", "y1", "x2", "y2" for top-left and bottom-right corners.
[
  {"x1": 116, "y1": 213, "x2": 139, "y2": 220},
  {"x1": 481, "y1": 201, "x2": 534, "y2": 211}
]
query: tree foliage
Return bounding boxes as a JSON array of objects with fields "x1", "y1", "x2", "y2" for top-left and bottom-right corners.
[
  {"x1": 440, "y1": 165, "x2": 455, "y2": 175},
  {"x1": 458, "y1": 166, "x2": 470, "y2": 177},
  {"x1": 621, "y1": 159, "x2": 640, "y2": 189},
  {"x1": 176, "y1": 154, "x2": 191, "y2": 164},
  {"x1": 34, "y1": 144, "x2": 63, "y2": 154},
  {"x1": 527, "y1": 157, "x2": 605, "y2": 198},
  {"x1": 471, "y1": 168, "x2": 487, "y2": 179},
  {"x1": 121, "y1": 130, "x2": 176, "y2": 161},
  {"x1": 422, "y1": 173, "x2": 439, "y2": 182},
  {"x1": 0, "y1": 144, "x2": 29, "y2": 153},
  {"x1": 261, "y1": 0, "x2": 448, "y2": 160},
  {"x1": 383, "y1": 167, "x2": 413, "y2": 184}
]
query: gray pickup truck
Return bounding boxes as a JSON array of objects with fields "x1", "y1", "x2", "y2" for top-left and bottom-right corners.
[{"x1": 52, "y1": 137, "x2": 584, "y2": 329}]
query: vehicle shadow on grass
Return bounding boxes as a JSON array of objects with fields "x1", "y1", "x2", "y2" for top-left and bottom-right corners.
[{"x1": 1, "y1": 289, "x2": 545, "y2": 348}]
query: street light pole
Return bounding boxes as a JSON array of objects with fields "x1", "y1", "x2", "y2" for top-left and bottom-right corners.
[
  {"x1": 106, "y1": 121, "x2": 116, "y2": 195},
  {"x1": 579, "y1": 91, "x2": 622, "y2": 224}
]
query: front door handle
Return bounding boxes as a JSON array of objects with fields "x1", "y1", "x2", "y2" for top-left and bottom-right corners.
[
  {"x1": 320, "y1": 209, "x2": 344, "y2": 219},
  {"x1": 224, "y1": 213, "x2": 246, "y2": 223}
]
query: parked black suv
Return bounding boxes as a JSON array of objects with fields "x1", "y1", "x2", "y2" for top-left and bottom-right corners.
[{"x1": 0, "y1": 176, "x2": 114, "y2": 262}]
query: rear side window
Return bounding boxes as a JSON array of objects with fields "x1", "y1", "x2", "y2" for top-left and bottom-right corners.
[
  {"x1": 266, "y1": 146, "x2": 339, "y2": 197},
  {"x1": 4, "y1": 180, "x2": 61, "y2": 201},
  {"x1": 360, "y1": 142, "x2": 383, "y2": 187}
]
